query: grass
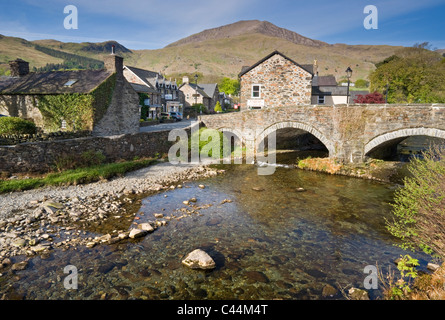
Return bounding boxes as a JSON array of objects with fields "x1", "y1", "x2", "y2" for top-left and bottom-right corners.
[{"x1": 0, "y1": 158, "x2": 158, "y2": 194}]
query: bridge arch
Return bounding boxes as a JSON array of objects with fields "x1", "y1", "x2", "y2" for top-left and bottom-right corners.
[
  {"x1": 255, "y1": 121, "x2": 335, "y2": 156},
  {"x1": 364, "y1": 127, "x2": 445, "y2": 157}
]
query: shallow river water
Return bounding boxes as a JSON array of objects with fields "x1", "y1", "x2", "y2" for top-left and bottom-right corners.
[{"x1": 0, "y1": 156, "x2": 432, "y2": 300}]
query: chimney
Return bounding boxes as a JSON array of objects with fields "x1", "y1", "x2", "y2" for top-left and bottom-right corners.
[
  {"x1": 182, "y1": 76, "x2": 189, "y2": 84},
  {"x1": 9, "y1": 59, "x2": 29, "y2": 77},
  {"x1": 104, "y1": 46, "x2": 123, "y2": 79},
  {"x1": 313, "y1": 59, "x2": 318, "y2": 76}
]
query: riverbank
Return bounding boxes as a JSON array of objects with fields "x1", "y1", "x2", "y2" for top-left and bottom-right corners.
[
  {"x1": 0, "y1": 161, "x2": 223, "y2": 261},
  {"x1": 295, "y1": 157, "x2": 410, "y2": 184}
]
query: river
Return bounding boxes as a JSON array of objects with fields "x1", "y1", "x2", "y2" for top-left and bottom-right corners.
[{"x1": 0, "y1": 153, "x2": 432, "y2": 300}]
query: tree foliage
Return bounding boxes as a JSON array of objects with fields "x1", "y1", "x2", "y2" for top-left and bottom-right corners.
[
  {"x1": 214, "y1": 101, "x2": 223, "y2": 112},
  {"x1": 386, "y1": 145, "x2": 445, "y2": 259},
  {"x1": 219, "y1": 77, "x2": 240, "y2": 96},
  {"x1": 370, "y1": 44, "x2": 445, "y2": 103},
  {"x1": 33, "y1": 44, "x2": 104, "y2": 71}
]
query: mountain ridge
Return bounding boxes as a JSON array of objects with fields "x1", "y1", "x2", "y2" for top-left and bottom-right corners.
[{"x1": 166, "y1": 20, "x2": 328, "y2": 48}]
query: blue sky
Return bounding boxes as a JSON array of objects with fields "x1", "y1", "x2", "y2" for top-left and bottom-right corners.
[{"x1": 0, "y1": 0, "x2": 444, "y2": 50}]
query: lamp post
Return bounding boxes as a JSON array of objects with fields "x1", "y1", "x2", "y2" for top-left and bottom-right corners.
[
  {"x1": 194, "y1": 74, "x2": 201, "y2": 114},
  {"x1": 346, "y1": 67, "x2": 352, "y2": 104}
]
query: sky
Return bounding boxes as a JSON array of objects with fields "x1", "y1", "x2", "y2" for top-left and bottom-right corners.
[{"x1": 0, "y1": 0, "x2": 444, "y2": 50}]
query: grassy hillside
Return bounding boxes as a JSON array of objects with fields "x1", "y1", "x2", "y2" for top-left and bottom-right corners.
[
  {"x1": 1, "y1": 26, "x2": 403, "y2": 83},
  {"x1": 124, "y1": 33, "x2": 402, "y2": 82},
  {"x1": 0, "y1": 35, "x2": 63, "y2": 75}
]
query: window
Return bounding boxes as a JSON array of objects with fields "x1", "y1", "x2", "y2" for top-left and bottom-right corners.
[
  {"x1": 318, "y1": 95, "x2": 325, "y2": 104},
  {"x1": 64, "y1": 79, "x2": 77, "y2": 87},
  {"x1": 252, "y1": 85, "x2": 261, "y2": 98}
]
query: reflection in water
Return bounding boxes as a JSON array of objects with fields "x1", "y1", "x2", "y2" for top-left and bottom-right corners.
[{"x1": 0, "y1": 156, "x2": 432, "y2": 300}]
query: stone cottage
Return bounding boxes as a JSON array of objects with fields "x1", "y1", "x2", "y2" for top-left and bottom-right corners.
[
  {"x1": 123, "y1": 66, "x2": 182, "y2": 117},
  {"x1": 179, "y1": 76, "x2": 220, "y2": 112},
  {"x1": 0, "y1": 53, "x2": 140, "y2": 136},
  {"x1": 238, "y1": 50, "x2": 313, "y2": 109}
]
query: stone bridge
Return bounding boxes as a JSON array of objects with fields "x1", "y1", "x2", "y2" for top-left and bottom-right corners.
[{"x1": 199, "y1": 104, "x2": 445, "y2": 163}]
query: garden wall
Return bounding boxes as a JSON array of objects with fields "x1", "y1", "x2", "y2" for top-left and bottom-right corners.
[{"x1": 0, "y1": 129, "x2": 184, "y2": 174}]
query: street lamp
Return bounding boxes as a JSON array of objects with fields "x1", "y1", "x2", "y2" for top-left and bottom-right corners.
[
  {"x1": 346, "y1": 67, "x2": 352, "y2": 104},
  {"x1": 194, "y1": 74, "x2": 201, "y2": 114}
]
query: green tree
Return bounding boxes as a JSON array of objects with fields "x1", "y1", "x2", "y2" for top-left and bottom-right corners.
[
  {"x1": 219, "y1": 77, "x2": 240, "y2": 96},
  {"x1": 354, "y1": 79, "x2": 369, "y2": 88},
  {"x1": 370, "y1": 44, "x2": 445, "y2": 103},
  {"x1": 214, "y1": 101, "x2": 223, "y2": 113}
]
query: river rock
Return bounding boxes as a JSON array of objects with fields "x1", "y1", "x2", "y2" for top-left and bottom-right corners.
[
  {"x1": 427, "y1": 262, "x2": 440, "y2": 271},
  {"x1": 12, "y1": 238, "x2": 27, "y2": 247},
  {"x1": 42, "y1": 201, "x2": 64, "y2": 214},
  {"x1": 182, "y1": 249, "x2": 216, "y2": 270},
  {"x1": 244, "y1": 271, "x2": 269, "y2": 283},
  {"x1": 348, "y1": 287, "x2": 369, "y2": 300},
  {"x1": 198, "y1": 184, "x2": 205, "y2": 189},
  {"x1": 129, "y1": 228, "x2": 148, "y2": 239},
  {"x1": 11, "y1": 260, "x2": 29, "y2": 271},
  {"x1": 138, "y1": 223, "x2": 154, "y2": 232},
  {"x1": 322, "y1": 284, "x2": 337, "y2": 297}
]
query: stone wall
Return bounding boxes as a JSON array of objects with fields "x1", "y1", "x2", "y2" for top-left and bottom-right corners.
[
  {"x1": 92, "y1": 75, "x2": 140, "y2": 136},
  {"x1": 240, "y1": 53, "x2": 312, "y2": 110},
  {"x1": 0, "y1": 130, "x2": 182, "y2": 174},
  {"x1": 0, "y1": 95, "x2": 44, "y2": 127},
  {"x1": 200, "y1": 104, "x2": 445, "y2": 163}
]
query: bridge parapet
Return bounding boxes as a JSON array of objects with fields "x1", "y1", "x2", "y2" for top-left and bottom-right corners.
[{"x1": 199, "y1": 104, "x2": 445, "y2": 163}]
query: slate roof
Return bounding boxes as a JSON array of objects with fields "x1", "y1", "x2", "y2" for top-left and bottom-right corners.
[
  {"x1": 179, "y1": 82, "x2": 218, "y2": 99},
  {"x1": 124, "y1": 65, "x2": 159, "y2": 88},
  {"x1": 124, "y1": 65, "x2": 177, "y2": 89},
  {"x1": 312, "y1": 75, "x2": 337, "y2": 86},
  {"x1": 0, "y1": 69, "x2": 112, "y2": 95},
  {"x1": 238, "y1": 50, "x2": 314, "y2": 77}
]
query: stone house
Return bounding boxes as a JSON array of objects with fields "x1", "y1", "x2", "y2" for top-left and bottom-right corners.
[
  {"x1": 123, "y1": 65, "x2": 181, "y2": 117},
  {"x1": 238, "y1": 51, "x2": 313, "y2": 109},
  {"x1": 0, "y1": 53, "x2": 140, "y2": 136},
  {"x1": 179, "y1": 76, "x2": 220, "y2": 112},
  {"x1": 239, "y1": 50, "x2": 366, "y2": 109}
]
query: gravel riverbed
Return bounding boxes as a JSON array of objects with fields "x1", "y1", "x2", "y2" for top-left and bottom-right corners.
[{"x1": 0, "y1": 161, "x2": 223, "y2": 262}]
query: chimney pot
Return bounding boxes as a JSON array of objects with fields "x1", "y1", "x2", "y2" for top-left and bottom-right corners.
[{"x1": 111, "y1": 45, "x2": 115, "y2": 55}]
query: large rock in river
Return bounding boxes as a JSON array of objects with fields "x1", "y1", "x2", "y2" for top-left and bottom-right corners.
[{"x1": 182, "y1": 249, "x2": 216, "y2": 270}]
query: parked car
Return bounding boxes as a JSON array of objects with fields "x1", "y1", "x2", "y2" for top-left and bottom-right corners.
[
  {"x1": 0, "y1": 114, "x2": 7, "y2": 117},
  {"x1": 160, "y1": 112, "x2": 170, "y2": 123},
  {"x1": 169, "y1": 112, "x2": 182, "y2": 121}
]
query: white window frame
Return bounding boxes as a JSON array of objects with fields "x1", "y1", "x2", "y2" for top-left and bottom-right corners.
[
  {"x1": 318, "y1": 95, "x2": 325, "y2": 104},
  {"x1": 251, "y1": 84, "x2": 261, "y2": 98}
]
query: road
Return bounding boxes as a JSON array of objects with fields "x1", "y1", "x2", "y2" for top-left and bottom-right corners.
[{"x1": 139, "y1": 118, "x2": 197, "y2": 133}]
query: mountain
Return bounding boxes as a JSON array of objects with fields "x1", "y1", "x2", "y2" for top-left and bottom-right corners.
[
  {"x1": 0, "y1": 20, "x2": 408, "y2": 81},
  {"x1": 166, "y1": 20, "x2": 328, "y2": 48},
  {"x1": 31, "y1": 39, "x2": 132, "y2": 56}
]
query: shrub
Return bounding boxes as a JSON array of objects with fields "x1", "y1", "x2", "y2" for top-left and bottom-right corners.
[
  {"x1": 353, "y1": 91, "x2": 386, "y2": 104},
  {"x1": 0, "y1": 117, "x2": 37, "y2": 135},
  {"x1": 214, "y1": 101, "x2": 223, "y2": 113},
  {"x1": 386, "y1": 145, "x2": 445, "y2": 259}
]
